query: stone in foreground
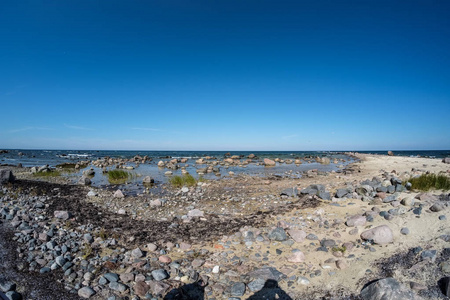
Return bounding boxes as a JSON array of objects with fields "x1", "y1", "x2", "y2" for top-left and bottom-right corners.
[
  {"x1": 78, "y1": 286, "x2": 96, "y2": 298},
  {"x1": 360, "y1": 225, "x2": 393, "y2": 244},
  {"x1": 360, "y1": 278, "x2": 420, "y2": 300}
]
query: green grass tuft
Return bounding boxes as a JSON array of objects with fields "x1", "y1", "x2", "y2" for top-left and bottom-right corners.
[
  {"x1": 107, "y1": 169, "x2": 132, "y2": 184},
  {"x1": 405, "y1": 173, "x2": 450, "y2": 191},
  {"x1": 33, "y1": 170, "x2": 61, "y2": 177},
  {"x1": 169, "y1": 174, "x2": 200, "y2": 188}
]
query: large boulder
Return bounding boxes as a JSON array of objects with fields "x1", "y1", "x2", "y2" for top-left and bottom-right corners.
[
  {"x1": 0, "y1": 169, "x2": 14, "y2": 184},
  {"x1": 263, "y1": 158, "x2": 276, "y2": 166},
  {"x1": 361, "y1": 278, "x2": 420, "y2": 300},
  {"x1": 360, "y1": 225, "x2": 393, "y2": 244}
]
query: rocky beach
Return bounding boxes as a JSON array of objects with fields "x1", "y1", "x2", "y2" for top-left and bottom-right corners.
[{"x1": 1, "y1": 152, "x2": 450, "y2": 300}]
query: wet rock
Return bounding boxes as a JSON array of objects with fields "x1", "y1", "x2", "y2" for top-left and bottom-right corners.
[
  {"x1": 268, "y1": 227, "x2": 287, "y2": 241},
  {"x1": 360, "y1": 225, "x2": 393, "y2": 244},
  {"x1": 78, "y1": 286, "x2": 96, "y2": 298},
  {"x1": 143, "y1": 176, "x2": 154, "y2": 184},
  {"x1": 78, "y1": 177, "x2": 91, "y2": 186},
  {"x1": 360, "y1": 277, "x2": 419, "y2": 300},
  {"x1": 264, "y1": 158, "x2": 276, "y2": 166}
]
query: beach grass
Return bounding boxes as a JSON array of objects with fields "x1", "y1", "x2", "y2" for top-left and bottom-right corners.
[
  {"x1": 169, "y1": 174, "x2": 199, "y2": 188},
  {"x1": 33, "y1": 170, "x2": 61, "y2": 177},
  {"x1": 406, "y1": 173, "x2": 450, "y2": 191},
  {"x1": 107, "y1": 169, "x2": 132, "y2": 184}
]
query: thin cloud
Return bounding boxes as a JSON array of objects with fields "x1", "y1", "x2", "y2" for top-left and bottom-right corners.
[
  {"x1": 64, "y1": 124, "x2": 93, "y2": 130},
  {"x1": 130, "y1": 127, "x2": 164, "y2": 132},
  {"x1": 9, "y1": 126, "x2": 53, "y2": 133}
]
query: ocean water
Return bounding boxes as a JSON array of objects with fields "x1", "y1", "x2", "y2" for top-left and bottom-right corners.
[{"x1": 0, "y1": 149, "x2": 448, "y2": 189}]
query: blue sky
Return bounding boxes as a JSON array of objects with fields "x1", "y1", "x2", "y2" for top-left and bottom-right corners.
[{"x1": 1, "y1": 1, "x2": 449, "y2": 151}]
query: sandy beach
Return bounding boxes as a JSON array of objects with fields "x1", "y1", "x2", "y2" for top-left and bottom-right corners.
[{"x1": 0, "y1": 153, "x2": 449, "y2": 299}]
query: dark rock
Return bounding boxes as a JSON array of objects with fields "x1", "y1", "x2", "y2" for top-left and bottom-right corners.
[
  {"x1": 318, "y1": 191, "x2": 331, "y2": 200},
  {"x1": 0, "y1": 169, "x2": 14, "y2": 184},
  {"x1": 0, "y1": 278, "x2": 16, "y2": 292},
  {"x1": 306, "y1": 234, "x2": 318, "y2": 240},
  {"x1": 280, "y1": 187, "x2": 298, "y2": 197},
  {"x1": 247, "y1": 278, "x2": 265, "y2": 292},
  {"x1": 360, "y1": 277, "x2": 419, "y2": 300},
  {"x1": 438, "y1": 277, "x2": 450, "y2": 297},
  {"x1": 335, "y1": 189, "x2": 349, "y2": 198},
  {"x1": 247, "y1": 267, "x2": 284, "y2": 281},
  {"x1": 4, "y1": 291, "x2": 21, "y2": 300}
]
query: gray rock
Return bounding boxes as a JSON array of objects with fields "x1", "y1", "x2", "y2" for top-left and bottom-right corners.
[
  {"x1": 320, "y1": 239, "x2": 336, "y2": 247},
  {"x1": 0, "y1": 169, "x2": 14, "y2": 184},
  {"x1": 230, "y1": 282, "x2": 246, "y2": 297},
  {"x1": 84, "y1": 233, "x2": 94, "y2": 243},
  {"x1": 430, "y1": 203, "x2": 445, "y2": 212},
  {"x1": 78, "y1": 286, "x2": 96, "y2": 298},
  {"x1": 55, "y1": 256, "x2": 67, "y2": 267},
  {"x1": 335, "y1": 189, "x2": 349, "y2": 198},
  {"x1": 109, "y1": 282, "x2": 128, "y2": 292},
  {"x1": 247, "y1": 278, "x2": 265, "y2": 292},
  {"x1": 103, "y1": 273, "x2": 119, "y2": 282},
  {"x1": 151, "y1": 269, "x2": 169, "y2": 281},
  {"x1": 383, "y1": 195, "x2": 397, "y2": 203},
  {"x1": 360, "y1": 277, "x2": 420, "y2": 300},
  {"x1": 247, "y1": 267, "x2": 284, "y2": 281},
  {"x1": 318, "y1": 191, "x2": 331, "y2": 200},
  {"x1": 443, "y1": 157, "x2": 450, "y2": 164},
  {"x1": 131, "y1": 247, "x2": 144, "y2": 258},
  {"x1": 400, "y1": 228, "x2": 410, "y2": 235},
  {"x1": 268, "y1": 227, "x2": 287, "y2": 241},
  {"x1": 54, "y1": 210, "x2": 71, "y2": 220},
  {"x1": 281, "y1": 187, "x2": 298, "y2": 197},
  {"x1": 306, "y1": 233, "x2": 318, "y2": 240},
  {"x1": 421, "y1": 250, "x2": 437, "y2": 262},
  {"x1": 78, "y1": 176, "x2": 91, "y2": 186},
  {"x1": 187, "y1": 209, "x2": 204, "y2": 218}
]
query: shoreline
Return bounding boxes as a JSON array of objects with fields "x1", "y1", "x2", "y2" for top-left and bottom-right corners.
[{"x1": 0, "y1": 154, "x2": 449, "y2": 299}]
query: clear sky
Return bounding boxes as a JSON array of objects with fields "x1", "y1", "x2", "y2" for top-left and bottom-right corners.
[{"x1": 1, "y1": 1, "x2": 449, "y2": 151}]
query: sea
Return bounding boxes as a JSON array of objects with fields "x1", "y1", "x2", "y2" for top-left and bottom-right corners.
[{"x1": 1, "y1": 149, "x2": 448, "y2": 190}]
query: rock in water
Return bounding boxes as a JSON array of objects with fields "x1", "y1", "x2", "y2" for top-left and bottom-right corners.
[
  {"x1": 360, "y1": 225, "x2": 393, "y2": 244},
  {"x1": 143, "y1": 176, "x2": 154, "y2": 184},
  {"x1": 360, "y1": 278, "x2": 420, "y2": 300},
  {"x1": 263, "y1": 158, "x2": 276, "y2": 166}
]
